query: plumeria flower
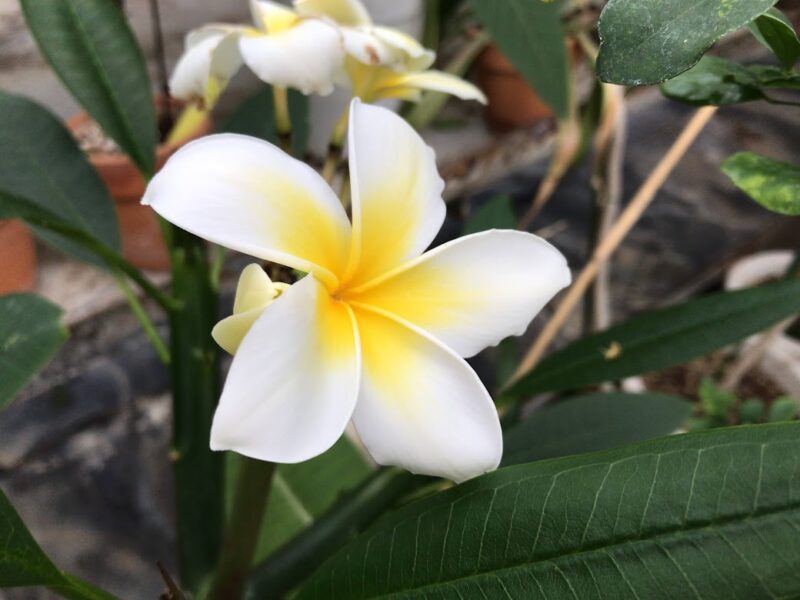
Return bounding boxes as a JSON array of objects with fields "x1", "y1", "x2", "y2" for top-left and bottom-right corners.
[
  {"x1": 169, "y1": 0, "x2": 343, "y2": 106},
  {"x1": 143, "y1": 100, "x2": 570, "y2": 482},
  {"x1": 294, "y1": 0, "x2": 486, "y2": 104}
]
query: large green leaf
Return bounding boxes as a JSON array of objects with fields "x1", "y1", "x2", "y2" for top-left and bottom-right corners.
[
  {"x1": 597, "y1": 0, "x2": 778, "y2": 85},
  {"x1": 0, "y1": 486, "x2": 116, "y2": 598},
  {"x1": 510, "y1": 279, "x2": 800, "y2": 397},
  {"x1": 722, "y1": 152, "x2": 800, "y2": 216},
  {"x1": 0, "y1": 294, "x2": 67, "y2": 409},
  {"x1": 750, "y1": 8, "x2": 800, "y2": 69},
  {"x1": 20, "y1": 0, "x2": 156, "y2": 175},
  {"x1": 298, "y1": 422, "x2": 800, "y2": 599},
  {"x1": 467, "y1": 0, "x2": 568, "y2": 118},
  {"x1": 0, "y1": 91, "x2": 120, "y2": 264},
  {"x1": 502, "y1": 393, "x2": 692, "y2": 466},
  {"x1": 226, "y1": 438, "x2": 372, "y2": 562}
]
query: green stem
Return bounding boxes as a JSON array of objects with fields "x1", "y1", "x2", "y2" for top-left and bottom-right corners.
[
  {"x1": 209, "y1": 458, "x2": 276, "y2": 600},
  {"x1": 321, "y1": 108, "x2": 350, "y2": 184},
  {"x1": 404, "y1": 31, "x2": 490, "y2": 130},
  {"x1": 246, "y1": 468, "x2": 420, "y2": 598},
  {"x1": 112, "y1": 271, "x2": 170, "y2": 364},
  {"x1": 272, "y1": 85, "x2": 292, "y2": 154},
  {"x1": 168, "y1": 227, "x2": 224, "y2": 593}
]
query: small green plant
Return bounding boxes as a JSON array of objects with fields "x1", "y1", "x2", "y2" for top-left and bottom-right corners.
[{"x1": 690, "y1": 376, "x2": 798, "y2": 430}]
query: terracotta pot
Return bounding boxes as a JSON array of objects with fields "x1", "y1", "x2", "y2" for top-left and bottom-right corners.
[
  {"x1": 477, "y1": 44, "x2": 555, "y2": 131},
  {"x1": 0, "y1": 219, "x2": 37, "y2": 294},
  {"x1": 68, "y1": 99, "x2": 213, "y2": 271}
]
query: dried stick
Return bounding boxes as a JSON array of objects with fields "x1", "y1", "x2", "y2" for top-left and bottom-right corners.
[
  {"x1": 509, "y1": 105, "x2": 719, "y2": 383},
  {"x1": 589, "y1": 84, "x2": 627, "y2": 331}
]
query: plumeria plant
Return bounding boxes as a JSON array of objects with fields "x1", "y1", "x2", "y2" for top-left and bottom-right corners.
[{"x1": 1, "y1": 0, "x2": 800, "y2": 599}]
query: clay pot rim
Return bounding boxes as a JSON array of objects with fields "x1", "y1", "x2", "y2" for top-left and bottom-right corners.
[{"x1": 65, "y1": 96, "x2": 211, "y2": 169}]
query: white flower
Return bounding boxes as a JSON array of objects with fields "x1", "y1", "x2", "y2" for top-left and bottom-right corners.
[
  {"x1": 143, "y1": 100, "x2": 570, "y2": 483},
  {"x1": 294, "y1": 0, "x2": 486, "y2": 104},
  {"x1": 169, "y1": 0, "x2": 344, "y2": 105}
]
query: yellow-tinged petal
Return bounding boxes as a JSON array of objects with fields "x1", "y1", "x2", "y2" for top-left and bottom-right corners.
[
  {"x1": 343, "y1": 99, "x2": 445, "y2": 287},
  {"x1": 211, "y1": 275, "x2": 360, "y2": 463},
  {"x1": 351, "y1": 306, "x2": 502, "y2": 482},
  {"x1": 212, "y1": 264, "x2": 290, "y2": 355},
  {"x1": 239, "y1": 18, "x2": 344, "y2": 95},
  {"x1": 169, "y1": 26, "x2": 244, "y2": 106},
  {"x1": 348, "y1": 230, "x2": 571, "y2": 358},
  {"x1": 143, "y1": 134, "x2": 351, "y2": 289},
  {"x1": 380, "y1": 70, "x2": 488, "y2": 104},
  {"x1": 250, "y1": 0, "x2": 299, "y2": 33},
  {"x1": 294, "y1": 0, "x2": 371, "y2": 26}
]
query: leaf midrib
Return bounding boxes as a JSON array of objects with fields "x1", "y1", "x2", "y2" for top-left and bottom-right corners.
[
  {"x1": 362, "y1": 500, "x2": 800, "y2": 599},
  {"x1": 60, "y1": 1, "x2": 146, "y2": 172}
]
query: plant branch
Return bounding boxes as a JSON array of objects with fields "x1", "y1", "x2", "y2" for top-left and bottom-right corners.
[
  {"x1": 272, "y1": 86, "x2": 292, "y2": 154},
  {"x1": 508, "y1": 105, "x2": 719, "y2": 384},
  {"x1": 322, "y1": 108, "x2": 350, "y2": 184},
  {"x1": 208, "y1": 458, "x2": 276, "y2": 600},
  {"x1": 246, "y1": 468, "x2": 419, "y2": 598},
  {"x1": 113, "y1": 271, "x2": 170, "y2": 364},
  {"x1": 588, "y1": 83, "x2": 627, "y2": 332},
  {"x1": 404, "y1": 30, "x2": 491, "y2": 130}
]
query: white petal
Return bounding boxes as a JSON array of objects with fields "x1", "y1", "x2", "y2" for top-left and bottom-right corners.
[
  {"x1": 169, "y1": 26, "x2": 244, "y2": 105},
  {"x1": 351, "y1": 307, "x2": 502, "y2": 482},
  {"x1": 349, "y1": 230, "x2": 571, "y2": 358},
  {"x1": 371, "y1": 26, "x2": 434, "y2": 70},
  {"x1": 238, "y1": 20, "x2": 344, "y2": 95},
  {"x1": 344, "y1": 99, "x2": 445, "y2": 287},
  {"x1": 211, "y1": 275, "x2": 360, "y2": 463},
  {"x1": 384, "y1": 70, "x2": 488, "y2": 104},
  {"x1": 341, "y1": 26, "x2": 432, "y2": 70},
  {"x1": 143, "y1": 134, "x2": 351, "y2": 287},
  {"x1": 294, "y1": 0, "x2": 372, "y2": 26}
]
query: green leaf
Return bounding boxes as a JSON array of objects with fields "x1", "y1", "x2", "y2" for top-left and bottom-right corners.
[
  {"x1": 463, "y1": 194, "x2": 516, "y2": 235},
  {"x1": 0, "y1": 91, "x2": 120, "y2": 264},
  {"x1": 0, "y1": 294, "x2": 67, "y2": 409},
  {"x1": 767, "y1": 397, "x2": 798, "y2": 422},
  {"x1": 20, "y1": 0, "x2": 156, "y2": 175},
  {"x1": 661, "y1": 56, "x2": 800, "y2": 107},
  {"x1": 597, "y1": 0, "x2": 778, "y2": 85},
  {"x1": 0, "y1": 486, "x2": 116, "y2": 598},
  {"x1": 661, "y1": 56, "x2": 767, "y2": 106},
  {"x1": 298, "y1": 422, "x2": 800, "y2": 599},
  {"x1": 502, "y1": 392, "x2": 692, "y2": 466},
  {"x1": 722, "y1": 152, "x2": 800, "y2": 216},
  {"x1": 510, "y1": 279, "x2": 800, "y2": 397},
  {"x1": 226, "y1": 438, "x2": 372, "y2": 563},
  {"x1": 467, "y1": 0, "x2": 568, "y2": 118},
  {"x1": 222, "y1": 86, "x2": 310, "y2": 158},
  {"x1": 750, "y1": 8, "x2": 800, "y2": 69}
]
